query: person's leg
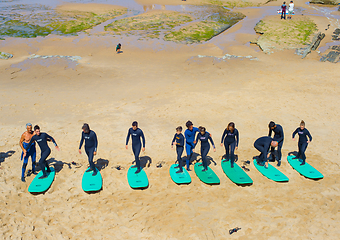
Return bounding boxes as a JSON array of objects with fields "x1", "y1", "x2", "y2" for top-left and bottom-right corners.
[
  {"x1": 31, "y1": 149, "x2": 36, "y2": 173},
  {"x1": 176, "y1": 146, "x2": 184, "y2": 173},
  {"x1": 224, "y1": 142, "x2": 230, "y2": 161},
  {"x1": 270, "y1": 146, "x2": 276, "y2": 161},
  {"x1": 230, "y1": 142, "x2": 236, "y2": 168},
  {"x1": 85, "y1": 148, "x2": 96, "y2": 172},
  {"x1": 132, "y1": 143, "x2": 142, "y2": 172},
  {"x1": 277, "y1": 141, "x2": 283, "y2": 166},
  {"x1": 185, "y1": 143, "x2": 193, "y2": 170},
  {"x1": 21, "y1": 155, "x2": 29, "y2": 181},
  {"x1": 201, "y1": 145, "x2": 210, "y2": 171},
  {"x1": 254, "y1": 143, "x2": 265, "y2": 165},
  {"x1": 300, "y1": 143, "x2": 308, "y2": 165},
  {"x1": 38, "y1": 149, "x2": 51, "y2": 178}
]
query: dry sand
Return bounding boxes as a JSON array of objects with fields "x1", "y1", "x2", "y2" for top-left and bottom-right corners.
[{"x1": 0, "y1": 1, "x2": 340, "y2": 240}]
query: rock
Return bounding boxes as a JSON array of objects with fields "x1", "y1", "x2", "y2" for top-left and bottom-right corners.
[
  {"x1": 320, "y1": 51, "x2": 340, "y2": 63},
  {"x1": 0, "y1": 52, "x2": 13, "y2": 60},
  {"x1": 331, "y1": 45, "x2": 340, "y2": 51},
  {"x1": 309, "y1": 0, "x2": 340, "y2": 5},
  {"x1": 301, "y1": 32, "x2": 325, "y2": 58}
]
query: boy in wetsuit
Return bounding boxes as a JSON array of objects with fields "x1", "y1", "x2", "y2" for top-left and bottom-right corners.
[
  {"x1": 19, "y1": 123, "x2": 37, "y2": 182},
  {"x1": 171, "y1": 126, "x2": 185, "y2": 173},
  {"x1": 292, "y1": 120, "x2": 312, "y2": 165},
  {"x1": 194, "y1": 126, "x2": 216, "y2": 172},
  {"x1": 184, "y1": 121, "x2": 200, "y2": 171},
  {"x1": 126, "y1": 121, "x2": 146, "y2": 174},
  {"x1": 24, "y1": 125, "x2": 59, "y2": 179},
  {"x1": 79, "y1": 123, "x2": 98, "y2": 176},
  {"x1": 268, "y1": 121, "x2": 284, "y2": 166},
  {"x1": 220, "y1": 122, "x2": 239, "y2": 168},
  {"x1": 254, "y1": 136, "x2": 278, "y2": 168}
]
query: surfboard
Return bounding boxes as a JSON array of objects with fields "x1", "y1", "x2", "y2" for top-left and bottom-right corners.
[
  {"x1": 127, "y1": 166, "x2": 149, "y2": 189},
  {"x1": 28, "y1": 167, "x2": 55, "y2": 193},
  {"x1": 287, "y1": 155, "x2": 323, "y2": 179},
  {"x1": 221, "y1": 159, "x2": 253, "y2": 185},
  {"x1": 82, "y1": 167, "x2": 102, "y2": 192},
  {"x1": 169, "y1": 164, "x2": 191, "y2": 184},
  {"x1": 253, "y1": 159, "x2": 289, "y2": 182},
  {"x1": 194, "y1": 162, "x2": 220, "y2": 184}
]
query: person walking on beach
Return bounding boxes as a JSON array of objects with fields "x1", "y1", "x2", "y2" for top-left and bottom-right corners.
[
  {"x1": 194, "y1": 126, "x2": 216, "y2": 172},
  {"x1": 220, "y1": 122, "x2": 239, "y2": 168},
  {"x1": 184, "y1": 121, "x2": 200, "y2": 171},
  {"x1": 288, "y1": 1, "x2": 294, "y2": 19},
  {"x1": 116, "y1": 43, "x2": 122, "y2": 53},
  {"x1": 19, "y1": 123, "x2": 37, "y2": 182},
  {"x1": 171, "y1": 126, "x2": 185, "y2": 173},
  {"x1": 79, "y1": 123, "x2": 98, "y2": 176},
  {"x1": 23, "y1": 125, "x2": 59, "y2": 179},
  {"x1": 292, "y1": 120, "x2": 312, "y2": 165},
  {"x1": 281, "y1": 2, "x2": 287, "y2": 20},
  {"x1": 268, "y1": 121, "x2": 284, "y2": 166},
  {"x1": 254, "y1": 136, "x2": 278, "y2": 168},
  {"x1": 126, "y1": 121, "x2": 145, "y2": 174}
]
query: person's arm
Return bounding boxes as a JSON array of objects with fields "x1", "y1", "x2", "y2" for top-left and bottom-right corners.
[
  {"x1": 306, "y1": 129, "x2": 312, "y2": 142},
  {"x1": 141, "y1": 130, "x2": 146, "y2": 148},
  {"x1": 278, "y1": 126, "x2": 284, "y2": 142},
  {"x1": 236, "y1": 129, "x2": 239, "y2": 148},
  {"x1": 93, "y1": 132, "x2": 98, "y2": 152},
  {"x1": 209, "y1": 135, "x2": 215, "y2": 149},
  {"x1": 221, "y1": 129, "x2": 227, "y2": 144},
  {"x1": 268, "y1": 128, "x2": 272, "y2": 137},
  {"x1": 194, "y1": 134, "x2": 199, "y2": 148},
  {"x1": 46, "y1": 133, "x2": 57, "y2": 146},
  {"x1": 292, "y1": 128, "x2": 298, "y2": 139},
  {"x1": 19, "y1": 133, "x2": 25, "y2": 152},
  {"x1": 171, "y1": 134, "x2": 176, "y2": 147},
  {"x1": 79, "y1": 132, "x2": 84, "y2": 150},
  {"x1": 125, "y1": 129, "x2": 131, "y2": 146}
]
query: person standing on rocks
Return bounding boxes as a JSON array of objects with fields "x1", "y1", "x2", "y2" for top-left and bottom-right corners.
[
  {"x1": 281, "y1": 2, "x2": 287, "y2": 20},
  {"x1": 288, "y1": 1, "x2": 294, "y2": 19}
]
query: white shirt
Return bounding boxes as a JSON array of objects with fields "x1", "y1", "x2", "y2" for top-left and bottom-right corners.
[{"x1": 289, "y1": 3, "x2": 294, "y2": 11}]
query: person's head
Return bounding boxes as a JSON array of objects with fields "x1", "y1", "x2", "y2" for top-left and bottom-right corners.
[
  {"x1": 199, "y1": 126, "x2": 206, "y2": 135},
  {"x1": 34, "y1": 125, "x2": 40, "y2": 135},
  {"x1": 118, "y1": 43, "x2": 121, "y2": 47},
  {"x1": 290, "y1": 1, "x2": 293, "y2": 2},
  {"x1": 186, "y1": 120, "x2": 193, "y2": 131},
  {"x1": 271, "y1": 141, "x2": 278, "y2": 147},
  {"x1": 26, "y1": 123, "x2": 32, "y2": 132},
  {"x1": 269, "y1": 121, "x2": 276, "y2": 130},
  {"x1": 283, "y1": 1, "x2": 286, "y2": 4},
  {"x1": 227, "y1": 122, "x2": 235, "y2": 132},
  {"x1": 82, "y1": 123, "x2": 90, "y2": 133},
  {"x1": 176, "y1": 126, "x2": 182, "y2": 134},
  {"x1": 300, "y1": 120, "x2": 305, "y2": 130},
  {"x1": 132, "y1": 121, "x2": 138, "y2": 130}
]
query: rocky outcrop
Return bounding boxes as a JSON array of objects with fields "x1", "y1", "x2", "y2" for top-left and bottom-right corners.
[
  {"x1": 0, "y1": 52, "x2": 13, "y2": 60},
  {"x1": 309, "y1": 0, "x2": 340, "y2": 5},
  {"x1": 300, "y1": 32, "x2": 325, "y2": 58}
]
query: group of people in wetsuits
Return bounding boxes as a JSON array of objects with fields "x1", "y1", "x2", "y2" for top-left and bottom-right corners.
[{"x1": 19, "y1": 119, "x2": 312, "y2": 181}]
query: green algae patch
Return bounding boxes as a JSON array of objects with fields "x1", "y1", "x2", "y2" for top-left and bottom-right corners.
[
  {"x1": 105, "y1": 11, "x2": 192, "y2": 38},
  {"x1": 0, "y1": 20, "x2": 52, "y2": 38},
  {"x1": 207, "y1": 0, "x2": 261, "y2": 8},
  {"x1": 254, "y1": 16, "x2": 318, "y2": 53},
  {"x1": 164, "y1": 11, "x2": 245, "y2": 43},
  {"x1": 48, "y1": 9, "x2": 127, "y2": 35}
]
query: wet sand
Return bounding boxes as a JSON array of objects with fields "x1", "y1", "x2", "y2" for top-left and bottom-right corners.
[{"x1": 1, "y1": 1, "x2": 340, "y2": 239}]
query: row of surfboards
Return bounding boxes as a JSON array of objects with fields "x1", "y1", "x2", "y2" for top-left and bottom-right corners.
[{"x1": 28, "y1": 155, "x2": 323, "y2": 193}]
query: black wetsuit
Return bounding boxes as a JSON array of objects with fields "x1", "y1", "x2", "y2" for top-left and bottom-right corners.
[
  {"x1": 254, "y1": 136, "x2": 273, "y2": 164},
  {"x1": 268, "y1": 124, "x2": 284, "y2": 161},
  {"x1": 79, "y1": 130, "x2": 98, "y2": 171},
  {"x1": 221, "y1": 128, "x2": 239, "y2": 165},
  {"x1": 195, "y1": 132, "x2": 215, "y2": 170},
  {"x1": 292, "y1": 128, "x2": 312, "y2": 161},
  {"x1": 126, "y1": 128, "x2": 145, "y2": 170},
  {"x1": 26, "y1": 133, "x2": 57, "y2": 177},
  {"x1": 172, "y1": 133, "x2": 185, "y2": 170}
]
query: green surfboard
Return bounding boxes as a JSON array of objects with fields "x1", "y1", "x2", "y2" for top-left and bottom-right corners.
[
  {"x1": 169, "y1": 164, "x2": 191, "y2": 184},
  {"x1": 287, "y1": 155, "x2": 323, "y2": 179},
  {"x1": 221, "y1": 159, "x2": 253, "y2": 185},
  {"x1": 82, "y1": 167, "x2": 102, "y2": 192},
  {"x1": 127, "y1": 166, "x2": 149, "y2": 189},
  {"x1": 194, "y1": 162, "x2": 220, "y2": 184},
  {"x1": 28, "y1": 167, "x2": 55, "y2": 193},
  {"x1": 253, "y1": 159, "x2": 289, "y2": 182}
]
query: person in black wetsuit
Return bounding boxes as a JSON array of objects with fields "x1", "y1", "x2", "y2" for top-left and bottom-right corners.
[
  {"x1": 79, "y1": 123, "x2": 98, "y2": 176},
  {"x1": 23, "y1": 125, "x2": 59, "y2": 179},
  {"x1": 292, "y1": 120, "x2": 312, "y2": 165},
  {"x1": 254, "y1": 136, "x2": 278, "y2": 168},
  {"x1": 268, "y1": 121, "x2": 284, "y2": 166},
  {"x1": 126, "y1": 121, "x2": 146, "y2": 174},
  {"x1": 194, "y1": 126, "x2": 216, "y2": 172},
  {"x1": 220, "y1": 122, "x2": 239, "y2": 168},
  {"x1": 171, "y1": 126, "x2": 185, "y2": 173}
]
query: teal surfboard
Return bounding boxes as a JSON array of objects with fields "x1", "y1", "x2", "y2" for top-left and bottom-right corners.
[
  {"x1": 82, "y1": 167, "x2": 102, "y2": 192},
  {"x1": 287, "y1": 155, "x2": 323, "y2": 179},
  {"x1": 221, "y1": 159, "x2": 253, "y2": 184},
  {"x1": 127, "y1": 166, "x2": 149, "y2": 189},
  {"x1": 253, "y1": 159, "x2": 289, "y2": 182},
  {"x1": 28, "y1": 167, "x2": 55, "y2": 193},
  {"x1": 194, "y1": 162, "x2": 220, "y2": 184},
  {"x1": 169, "y1": 164, "x2": 191, "y2": 184}
]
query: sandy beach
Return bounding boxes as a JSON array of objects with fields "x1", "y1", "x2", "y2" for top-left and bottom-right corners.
[{"x1": 0, "y1": 0, "x2": 340, "y2": 239}]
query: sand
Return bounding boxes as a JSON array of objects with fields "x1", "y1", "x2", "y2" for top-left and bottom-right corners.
[{"x1": 1, "y1": 1, "x2": 340, "y2": 239}]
